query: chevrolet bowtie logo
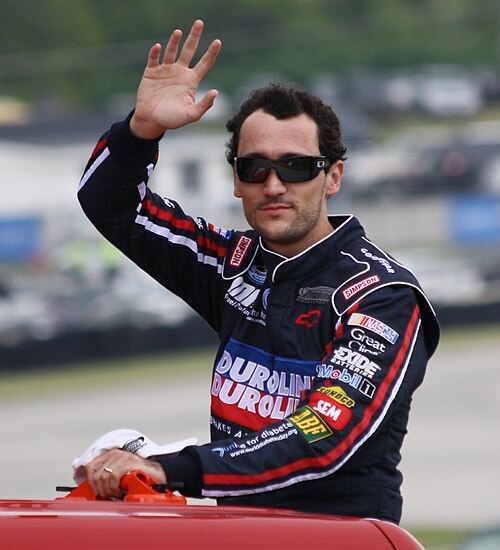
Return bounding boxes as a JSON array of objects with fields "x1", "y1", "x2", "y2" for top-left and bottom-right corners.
[{"x1": 295, "y1": 310, "x2": 322, "y2": 328}]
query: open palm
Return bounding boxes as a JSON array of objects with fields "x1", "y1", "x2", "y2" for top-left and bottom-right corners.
[{"x1": 131, "y1": 20, "x2": 222, "y2": 138}]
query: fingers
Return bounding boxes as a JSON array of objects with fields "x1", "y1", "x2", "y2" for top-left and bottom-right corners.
[
  {"x1": 93, "y1": 463, "x2": 121, "y2": 499},
  {"x1": 177, "y1": 19, "x2": 204, "y2": 67},
  {"x1": 193, "y1": 89, "x2": 219, "y2": 121},
  {"x1": 194, "y1": 38, "x2": 222, "y2": 80},
  {"x1": 162, "y1": 29, "x2": 183, "y2": 65},
  {"x1": 146, "y1": 43, "x2": 163, "y2": 69},
  {"x1": 160, "y1": 19, "x2": 221, "y2": 73},
  {"x1": 86, "y1": 450, "x2": 132, "y2": 499},
  {"x1": 84, "y1": 449, "x2": 167, "y2": 499}
]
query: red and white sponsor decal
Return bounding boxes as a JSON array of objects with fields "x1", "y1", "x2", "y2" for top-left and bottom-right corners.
[
  {"x1": 211, "y1": 345, "x2": 316, "y2": 431},
  {"x1": 342, "y1": 275, "x2": 380, "y2": 300},
  {"x1": 308, "y1": 391, "x2": 352, "y2": 430},
  {"x1": 348, "y1": 313, "x2": 399, "y2": 344},
  {"x1": 229, "y1": 236, "x2": 252, "y2": 267}
]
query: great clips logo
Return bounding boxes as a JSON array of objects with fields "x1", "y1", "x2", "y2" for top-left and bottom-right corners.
[{"x1": 229, "y1": 236, "x2": 252, "y2": 267}]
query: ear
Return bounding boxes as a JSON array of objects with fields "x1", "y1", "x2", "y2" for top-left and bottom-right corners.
[
  {"x1": 325, "y1": 160, "x2": 344, "y2": 198},
  {"x1": 233, "y1": 168, "x2": 242, "y2": 198}
]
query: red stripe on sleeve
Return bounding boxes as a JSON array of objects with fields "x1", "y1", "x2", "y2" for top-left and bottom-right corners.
[{"x1": 204, "y1": 304, "x2": 420, "y2": 488}]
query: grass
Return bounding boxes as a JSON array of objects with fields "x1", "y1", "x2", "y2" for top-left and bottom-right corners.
[
  {"x1": 405, "y1": 527, "x2": 471, "y2": 549},
  {"x1": 2, "y1": 322, "x2": 497, "y2": 399},
  {"x1": 0, "y1": 346, "x2": 217, "y2": 401},
  {"x1": 1, "y1": 323, "x2": 497, "y2": 548}
]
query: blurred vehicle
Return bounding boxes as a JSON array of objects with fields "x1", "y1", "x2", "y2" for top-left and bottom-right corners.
[
  {"x1": 390, "y1": 246, "x2": 488, "y2": 306},
  {"x1": 0, "y1": 281, "x2": 60, "y2": 346},
  {"x1": 0, "y1": 471, "x2": 425, "y2": 549},
  {"x1": 415, "y1": 67, "x2": 483, "y2": 117},
  {"x1": 84, "y1": 265, "x2": 193, "y2": 330},
  {"x1": 346, "y1": 121, "x2": 500, "y2": 197}
]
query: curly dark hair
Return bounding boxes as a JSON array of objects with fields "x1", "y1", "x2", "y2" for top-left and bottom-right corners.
[{"x1": 225, "y1": 83, "x2": 347, "y2": 164}]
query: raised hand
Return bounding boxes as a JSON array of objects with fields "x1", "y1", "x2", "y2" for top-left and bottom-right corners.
[{"x1": 130, "y1": 19, "x2": 222, "y2": 139}]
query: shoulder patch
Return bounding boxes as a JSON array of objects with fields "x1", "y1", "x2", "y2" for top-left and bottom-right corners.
[
  {"x1": 223, "y1": 232, "x2": 259, "y2": 280},
  {"x1": 332, "y1": 246, "x2": 418, "y2": 316}
]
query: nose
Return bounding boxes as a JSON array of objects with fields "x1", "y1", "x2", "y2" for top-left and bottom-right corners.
[{"x1": 262, "y1": 169, "x2": 287, "y2": 196}]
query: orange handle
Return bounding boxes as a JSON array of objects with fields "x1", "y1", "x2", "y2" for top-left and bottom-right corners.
[{"x1": 59, "y1": 470, "x2": 187, "y2": 505}]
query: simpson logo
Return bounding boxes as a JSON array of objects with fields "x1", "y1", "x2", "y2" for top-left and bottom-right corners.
[
  {"x1": 288, "y1": 406, "x2": 332, "y2": 443},
  {"x1": 342, "y1": 275, "x2": 380, "y2": 299},
  {"x1": 230, "y1": 236, "x2": 252, "y2": 267},
  {"x1": 348, "y1": 313, "x2": 399, "y2": 344}
]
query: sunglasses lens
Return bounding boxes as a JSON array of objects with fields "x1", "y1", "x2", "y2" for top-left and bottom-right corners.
[
  {"x1": 250, "y1": 167, "x2": 270, "y2": 183},
  {"x1": 278, "y1": 158, "x2": 313, "y2": 183},
  {"x1": 235, "y1": 157, "x2": 329, "y2": 183}
]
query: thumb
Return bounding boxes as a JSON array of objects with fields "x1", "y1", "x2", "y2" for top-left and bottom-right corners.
[{"x1": 193, "y1": 89, "x2": 219, "y2": 121}]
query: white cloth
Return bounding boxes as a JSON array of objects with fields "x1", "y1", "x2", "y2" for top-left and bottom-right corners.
[{"x1": 72, "y1": 428, "x2": 197, "y2": 484}]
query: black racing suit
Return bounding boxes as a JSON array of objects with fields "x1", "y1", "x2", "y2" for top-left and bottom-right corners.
[{"x1": 78, "y1": 116, "x2": 440, "y2": 523}]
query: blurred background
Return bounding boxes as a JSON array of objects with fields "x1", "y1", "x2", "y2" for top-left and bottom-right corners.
[{"x1": 0, "y1": 1, "x2": 499, "y2": 546}]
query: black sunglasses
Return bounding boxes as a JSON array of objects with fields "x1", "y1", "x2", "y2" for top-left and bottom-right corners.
[{"x1": 234, "y1": 156, "x2": 332, "y2": 184}]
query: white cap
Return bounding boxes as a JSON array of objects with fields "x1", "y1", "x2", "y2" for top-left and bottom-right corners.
[{"x1": 72, "y1": 429, "x2": 197, "y2": 484}]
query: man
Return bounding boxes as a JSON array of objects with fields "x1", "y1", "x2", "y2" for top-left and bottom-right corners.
[{"x1": 78, "y1": 20, "x2": 439, "y2": 523}]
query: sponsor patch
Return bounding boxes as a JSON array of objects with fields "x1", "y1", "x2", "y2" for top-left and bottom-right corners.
[
  {"x1": 247, "y1": 266, "x2": 267, "y2": 286},
  {"x1": 360, "y1": 248, "x2": 395, "y2": 273},
  {"x1": 297, "y1": 286, "x2": 335, "y2": 304},
  {"x1": 288, "y1": 406, "x2": 332, "y2": 443},
  {"x1": 230, "y1": 235, "x2": 252, "y2": 267},
  {"x1": 348, "y1": 313, "x2": 399, "y2": 344},
  {"x1": 309, "y1": 392, "x2": 352, "y2": 430},
  {"x1": 316, "y1": 364, "x2": 377, "y2": 399},
  {"x1": 211, "y1": 339, "x2": 316, "y2": 431},
  {"x1": 317, "y1": 385, "x2": 356, "y2": 408},
  {"x1": 295, "y1": 310, "x2": 322, "y2": 328},
  {"x1": 348, "y1": 327, "x2": 387, "y2": 356},
  {"x1": 330, "y1": 346, "x2": 380, "y2": 378},
  {"x1": 209, "y1": 223, "x2": 230, "y2": 239},
  {"x1": 342, "y1": 275, "x2": 380, "y2": 300}
]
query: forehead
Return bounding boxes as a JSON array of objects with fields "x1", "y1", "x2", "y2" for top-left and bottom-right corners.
[{"x1": 238, "y1": 110, "x2": 320, "y2": 157}]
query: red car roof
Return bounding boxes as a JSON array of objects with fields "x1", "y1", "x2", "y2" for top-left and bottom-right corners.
[
  {"x1": 1, "y1": 472, "x2": 424, "y2": 549},
  {"x1": 0, "y1": 499, "x2": 423, "y2": 550}
]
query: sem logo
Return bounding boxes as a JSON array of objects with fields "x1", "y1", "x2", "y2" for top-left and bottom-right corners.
[
  {"x1": 342, "y1": 275, "x2": 380, "y2": 300},
  {"x1": 295, "y1": 310, "x2": 322, "y2": 328},
  {"x1": 230, "y1": 236, "x2": 252, "y2": 267}
]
